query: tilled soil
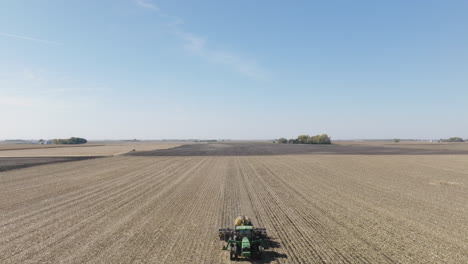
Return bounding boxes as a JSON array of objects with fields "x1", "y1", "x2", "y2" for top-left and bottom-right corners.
[
  {"x1": 0, "y1": 143, "x2": 180, "y2": 157},
  {"x1": 0, "y1": 156, "x2": 101, "y2": 172},
  {"x1": 0, "y1": 143, "x2": 180, "y2": 172},
  {"x1": 129, "y1": 142, "x2": 468, "y2": 156},
  {"x1": 1, "y1": 148, "x2": 467, "y2": 263}
]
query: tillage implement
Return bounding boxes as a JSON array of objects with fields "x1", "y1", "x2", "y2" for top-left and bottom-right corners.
[{"x1": 218, "y1": 216, "x2": 269, "y2": 261}]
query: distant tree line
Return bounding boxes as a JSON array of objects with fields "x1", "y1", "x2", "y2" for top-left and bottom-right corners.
[
  {"x1": 276, "y1": 134, "x2": 331, "y2": 144},
  {"x1": 52, "y1": 137, "x2": 88, "y2": 144},
  {"x1": 441, "y1": 137, "x2": 465, "y2": 142}
]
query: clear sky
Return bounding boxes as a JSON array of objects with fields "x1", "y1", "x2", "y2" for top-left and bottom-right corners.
[{"x1": 1, "y1": 0, "x2": 467, "y2": 140}]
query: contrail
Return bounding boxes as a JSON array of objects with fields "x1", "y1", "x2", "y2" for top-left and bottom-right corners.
[{"x1": 0, "y1": 32, "x2": 62, "y2": 45}]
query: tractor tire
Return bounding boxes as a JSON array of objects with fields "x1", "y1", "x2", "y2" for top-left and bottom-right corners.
[
  {"x1": 224, "y1": 233, "x2": 230, "y2": 242},
  {"x1": 230, "y1": 246, "x2": 236, "y2": 261},
  {"x1": 257, "y1": 246, "x2": 264, "y2": 260}
]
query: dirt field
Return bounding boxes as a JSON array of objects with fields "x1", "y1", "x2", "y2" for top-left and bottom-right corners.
[
  {"x1": 0, "y1": 143, "x2": 110, "y2": 150},
  {"x1": 130, "y1": 142, "x2": 468, "y2": 156},
  {"x1": 0, "y1": 142, "x2": 181, "y2": 157},
  {"x1": 0, "y1": 156, "x2": 101, "y2": 172},
  {"x1": 1, "y1": 143, "x2": 467, "y2": 263}
]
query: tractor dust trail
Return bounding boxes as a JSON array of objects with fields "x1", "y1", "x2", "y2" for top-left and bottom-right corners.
[{"x1": 1, "y1": 143, "x2": 468, "y2": 263}]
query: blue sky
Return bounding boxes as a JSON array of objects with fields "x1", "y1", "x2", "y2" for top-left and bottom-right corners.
[{"x1": 1, "y1": 0, "x2": 467, "y2": 140}]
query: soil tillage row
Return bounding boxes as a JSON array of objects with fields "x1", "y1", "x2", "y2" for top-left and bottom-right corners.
[
  {"x1": 62, "y1": 157, "x2": 213, "y2": 264},
  {"x1": 250, "y1": 157, "x2": 389, "y2": 263},
  {"x1": 225, "y1": 157, "x2": 308, "y2": 263},
  {"x1": 255, "y1": 155, "x2": 468, "y2": 263},
  {"x1": 234, "y1": 157, "x2": 291, "y2": 263},
  {"x1": 0, "y1": 157, "x2": 172, "y2": 225},
  {"x1": 0, "y1": 157, "x2": 177, "y2": 239},
  {"x1": 0, "y1": 157, "x2": 200, "y2": 263},
  {"x1": 288, "y1": 155, "x2": 468, "y2": 261},
  {"x1": 30, "y1": 157, "x2": 207, "y2": 264},
  {"x1": 257, "y1": 156, "x2": 429, "y2": 263}
]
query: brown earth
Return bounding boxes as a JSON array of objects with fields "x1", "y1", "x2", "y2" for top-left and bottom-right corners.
[
  {"x1": 1, "y1": 142, "x2": 467, "y2": 263},
  {"x1": 130, "y1": 142, "x2": 468, "y2": 156},
  {"x1": 0, "y1": 143, "x2": 106, "y2": 151},
  {"x1": 0, "y1": 142, "x2": 180, "y2": 172},
  {"x1": 0, "y1": 156, "x2": 101, "y2": 172},
  {"x1": 0, "y1": 142, "x2": 181, "y2": 157}
]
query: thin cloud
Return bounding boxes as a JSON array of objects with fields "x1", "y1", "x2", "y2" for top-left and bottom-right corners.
[
  {"x1": 176, "y1": 32, "x2": 206, "y2": 54},
  {"x1": 175, "y1": 31, "x2": 267, "y2": 79},
  {"x1": 134, "y1": 0, "x2": 268, "y2": 80},
  {"x1": 0, "y1": 32, "x2": 61, "y2": 45},
  {"x1": 135, "y1": 0, "x2": 159, "y2": 11}
]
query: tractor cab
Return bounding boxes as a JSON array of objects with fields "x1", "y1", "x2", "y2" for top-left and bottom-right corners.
[{"x1": 235, "y1": 225, "x2": 253, "y2": 238}]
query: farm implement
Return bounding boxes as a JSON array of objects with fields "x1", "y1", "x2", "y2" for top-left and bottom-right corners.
[{"x1": 219, "y1": 216, "x2": 269, "y2": 261}]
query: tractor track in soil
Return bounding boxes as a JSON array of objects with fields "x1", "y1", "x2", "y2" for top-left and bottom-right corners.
[{"x1": 1, "y1": 143, "x2": 468, "y2": 263}]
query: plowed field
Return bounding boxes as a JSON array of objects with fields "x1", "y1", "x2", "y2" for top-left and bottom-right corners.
[
  {"x1": 1, "y1": 143, "x2": 467, "y2": 263},
  {"x1": 0, "y1": 142, "x2": 180, "y2": 157}
]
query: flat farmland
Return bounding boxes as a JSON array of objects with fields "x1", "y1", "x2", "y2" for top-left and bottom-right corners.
[
  {"x1": 1, "y1": 143, "x2": 467, "y2": 263},
  {"x1": 0, "y1": 142, "x2": 181, "y2": 157}
]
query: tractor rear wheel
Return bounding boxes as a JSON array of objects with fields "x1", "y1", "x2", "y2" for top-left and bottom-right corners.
[
  {"x1": 230, "y1": 246, "x2": 236, "y2": 261},
  {"x1": 257, "y1": 246, "x2": 264, "y2": 260}
]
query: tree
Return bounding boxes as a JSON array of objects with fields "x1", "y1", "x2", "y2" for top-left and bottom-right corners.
[
  {"x1": 318, "y1": 134, "x2": 331, "y2": 144},
  {"x1": 297, "y1": 135, "x2": 310, "y2": 144},
  {"x1": 277, "y1": 138, "x2": 288, "y2": 144},
  {"x1": 309, "y1": 134, "x2": 331, "y2": 144},
  {"x1": 394, "y1": 139, "x2": 400, "y2": 143},
  {"x1": 447, "y1": 137, "x2": 464, "y2": 142},
  {"x1": 275, "y1": 134, "x2": 332, "y2": 144},
  {"x1": 52, "y1": 137, "x2": 87, "y2": 144}
]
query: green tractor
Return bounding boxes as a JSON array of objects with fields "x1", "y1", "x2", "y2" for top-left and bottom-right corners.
[{"x1": 219, "y1": 216, "x2": 269, "y2": 261}]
